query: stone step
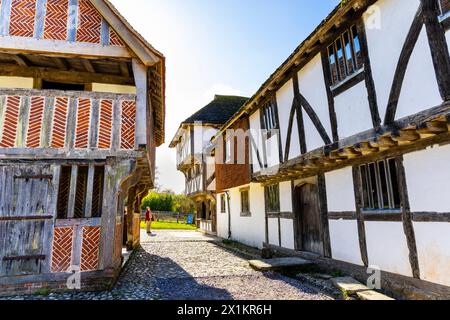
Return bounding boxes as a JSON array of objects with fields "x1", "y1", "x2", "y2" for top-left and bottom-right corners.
[
  {"x1": 331, "y1": 276, "x2": 395, "y2": 300},
  {"x1": 331, "y1": 276, "x2": 370, "y2": 295},
  {"x1": 249, "y1": 257, "x2": 313, "y2": 271},
  {"x1": 357, "y1": 290, "x2": 395, "y2": 301}
]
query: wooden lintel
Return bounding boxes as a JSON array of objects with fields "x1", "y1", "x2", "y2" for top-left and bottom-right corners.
[
  {"x1": 0, "y1": 64, "x2": 134, "y2": 85},
  {"x1": 0, "y1": 36, "x2": 132, "y2": 60}
]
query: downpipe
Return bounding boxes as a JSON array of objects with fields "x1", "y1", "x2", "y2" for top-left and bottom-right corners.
[{"x1": 225, "y1": 191, "x2": 231, "y2": 239}]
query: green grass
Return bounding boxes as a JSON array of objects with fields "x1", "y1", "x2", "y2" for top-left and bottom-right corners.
[{"x1": 140, "y1": 221, "x2": 197, "y2": 230}]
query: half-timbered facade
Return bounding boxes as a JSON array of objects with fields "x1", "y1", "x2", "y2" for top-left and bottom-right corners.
[
  {"x1": 0, "y1": 0, "x2": 165, "y2": 295},
  {"x1": 170, "y1": 95, "x2": 247, "y2": 234},
  {"x1": 214, "y1": 0, "x2": 450, "y2": 299}
]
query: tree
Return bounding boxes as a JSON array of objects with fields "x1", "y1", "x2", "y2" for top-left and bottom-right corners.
[
  {"x1": 173, "y1": 194, "x2": 196, "y2": 214},
  {"x1": 141, "y1": 191, "x2": 174, "y2": 212}
]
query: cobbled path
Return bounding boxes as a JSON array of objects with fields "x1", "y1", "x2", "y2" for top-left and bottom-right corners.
[{"x1": 1, "y1": 230, "x2": 333, "y2": 300}]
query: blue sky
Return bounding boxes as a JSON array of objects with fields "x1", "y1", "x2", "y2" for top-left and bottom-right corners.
[{"x1": 110, "y1": 0, "x2": 340, "y2": 193}]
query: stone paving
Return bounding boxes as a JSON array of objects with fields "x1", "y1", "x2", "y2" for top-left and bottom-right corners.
[{"x1": 1, "y1": 230, "x2": 333, "y2": 300}]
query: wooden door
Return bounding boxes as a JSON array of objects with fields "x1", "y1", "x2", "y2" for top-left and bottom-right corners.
[
  {"x1": 0, "y1": 164, "x2": 55, "y2": 276},
  {"x1": 293, "y1": 183, "x2": 323, "y2": 255}
]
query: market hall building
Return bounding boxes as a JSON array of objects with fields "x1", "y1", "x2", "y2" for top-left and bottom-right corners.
[{"x1": 0, "y1": 0, "x2": 165, "y2": 295}]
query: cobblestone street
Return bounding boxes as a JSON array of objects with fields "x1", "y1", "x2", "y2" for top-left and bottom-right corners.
[{"x1": 2, "y1": 230, "x2": 333, "y2": 300}]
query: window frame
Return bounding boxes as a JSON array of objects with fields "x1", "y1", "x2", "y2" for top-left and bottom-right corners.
[
  {"x1": 265, "y1": 184, "x2": 280, "y2": 214},
  {"x1": 358, "y1": 158, "x2": 401, "y2": 212},
  {"x1": 220, "y1": 194, "x2": 226, "y2": 213},
  {"x1": 240, "y1": 188, "x2": 251, "y2": 216},
  {"x1": 326, "y1": 24, "x2": 365, "y2": 88}
]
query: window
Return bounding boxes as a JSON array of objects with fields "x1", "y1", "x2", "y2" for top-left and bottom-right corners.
[
  {"x1": 439, "y1": 0, "x2": 450, "y2": 16},
  {"x1": 327, "y1": 25, "x2": 364, "y2": 86},
  {"x1": 261, "y1": 100, "x2": 278, "y2": 131},
  {"x1": 265, "y1": 184, "x2": 280, "y2": 213},
  {"x1": 240, "y1": 189, "x2": 250, "y2": 216},
  {"x1": 57, "y1": 165, "x2": 105, "y2": 219},
  {"x1": 358, "y1": 159, "x2": 401, "y2": 210},
  {"x1": 220, "y1": 194, "x2": 226, "y2": 213}
]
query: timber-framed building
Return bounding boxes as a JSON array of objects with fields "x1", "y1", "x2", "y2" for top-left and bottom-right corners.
[
  {"x1": 0, "y1": 0, "x2": 165, "y2": 295},
  {"x1": 212, "y1": 0, "x2": 450, "y2": 299},
  {"x1": 170, "y1": 95, "x2": 248, "y2": 234}
]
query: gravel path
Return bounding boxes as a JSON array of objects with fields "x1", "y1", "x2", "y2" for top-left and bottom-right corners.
[{"x1": 1, "y1": 230, "x2": 333, "y2": 300}]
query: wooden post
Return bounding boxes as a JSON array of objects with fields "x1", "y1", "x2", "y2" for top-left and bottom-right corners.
[
  {"x1": 396, "y1": 157, "x2": 421, "y2": 279},
  {"x1": 84, "y1": 165, "x2": 95, "y2": 218},
  {"x1": 132, "y1": 59, "x2": 148, "y2": 147},
  {"x1": 352, "y1": 166, "x2": 369, "y2": 267},
  {"x1": 67, "y1": 165, "x2": 78, "y2": 219}
]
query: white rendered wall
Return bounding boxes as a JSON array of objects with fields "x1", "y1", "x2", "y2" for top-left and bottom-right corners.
[
  {"x1": 217, "y1": 184, "x2": 266, "y2": 249},
  {"x1": 329, "y1": 220, "x2": 363, "y2": 266},
  {"x1": 365, "y1": 222, "x2": 412, "y2": 277},
  {"x1": 216, "y1": 193, "x2": 229, "y2": 240},
  {"x1": 279, "y1": 181, "x2": 293, "y2": 212},
  {"x1": 249, "y1": 110, "x2": 262, "y2": 173},
  {"x1": 334, "y1": 81, "x2": 373, "y2": 138},
  {"x1": 280, "y1": 219, "x2": 295, "y2": 250},
  {"x1": 0, "y1": 76, "x2": 33, "y2": 89},
  {"x1": 276, "y1": 79, "x2": 300, "y2": 160},
  {"x1": 296, "y1": 54, "x2": 332, "y2": 152},
  {"x1": 268, "y1": 218, "x2": 279, "y2": 246},
  {"x1": 364, "y1": 0, "x2": 441, "y2": 121},
  {"x1": 413, "y1": 222, "x2": 450, "y2": 286},
  {"x1": 325, "y1": 167, "x2": 356, "y2": 212},
  {"x1": 404, "y1": 144, "x2": 450, "y2": 212}
]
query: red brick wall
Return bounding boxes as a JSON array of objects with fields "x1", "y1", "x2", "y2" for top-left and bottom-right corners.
[
  {"x1": 215, "y1": 117, "x2": 251, "y2": 192},
  {"x1": 9, "y1": 0, "x2": 36, "y2": 37},
  {"x1": 80, "y1": 226, "x2": 101, "y2": 272},
  {"x1": 51, "y1": 227, "x2": 74, "y2": 273},
  {"x1": 120, "y1": 100, "x2": 136, "y2": 150}
]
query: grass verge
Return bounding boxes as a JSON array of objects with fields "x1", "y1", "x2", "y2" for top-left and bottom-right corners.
[{"x1": 140, "y1": 221, "x2": 197, "y2": 230}]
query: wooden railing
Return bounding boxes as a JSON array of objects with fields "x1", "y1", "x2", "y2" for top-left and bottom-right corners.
[{"x1": 0, "y1": 89, "x2": 136, "y2": 153}]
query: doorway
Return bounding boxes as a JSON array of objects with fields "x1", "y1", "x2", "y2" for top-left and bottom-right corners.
[{"x1": 293, "y1": 182, "x2": 324, "y2": 255}]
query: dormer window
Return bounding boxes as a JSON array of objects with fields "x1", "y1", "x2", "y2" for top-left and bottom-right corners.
[
  {"x1": 327, "y1": 25, "x2": 363, "y2": 86},
  {"x1": 261, "y1": 100, "x2": 278, "y2": 131}
]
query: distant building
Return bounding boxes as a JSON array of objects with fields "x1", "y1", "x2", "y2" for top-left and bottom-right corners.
[
  {"x1": 0, "y1": 0, "x2": 165, "y2": 295},
  {"x1": 170, "y1": 95, "x2": 248, "y2": 234}
]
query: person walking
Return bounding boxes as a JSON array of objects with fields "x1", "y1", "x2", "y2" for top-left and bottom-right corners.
[{"x1": 145, "y1": 207, "x2": 153, "y2": 234}]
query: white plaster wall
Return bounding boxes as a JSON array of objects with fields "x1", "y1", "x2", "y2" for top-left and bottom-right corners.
[
  {"x1": 334, "y1": 81, "x2": 373, "y2": 139},
  {"x1": 414, "y1": 222, "x2": 450, "y2": 286},
  {"x1": 268, "y1": 218, "x2": 279, "y2": 246},
  {"x1": 325, "y1": 167, "x2": 356, "y2": 212},
  {"x1": 365, "y1": 222, "x2": 412, "y2": 277},
  {"x1": 297, "y1": 54, "x2": 332, "y2": 152},
  {"x1": 0, "y1": 76, "x2": 33, "y2": 89},
  {"x1": 91, "y1": 83, "x2": 136, "y2": 94},
  {"x1": 265, "y1": 135, "x2": 280, "y2": 168},
  {"x1": 218, "y1": 184, "x2": 266, "y2": 249},
  {"x1": 249, "y1": 110, "x2": 262, "y2": 173},
  {"x1": 280, "y1": 218, "x2": 295, "y2": 250},
  {"x1": 279, "y1": 181, "x2": 293, "y2": 212},
  {"x1": 216, "y1": 193, "x2": 229, "y2": 240},
  {"x1": 364, "y1": 0, "x2": 441, "y2": 121},
  {"x1": 329, "y1": 219, "x2": 363, "y2": 266},
  {"x1": 276, "y1": 79, "x2": 300, "y2": 160},
  {"x1": 193, "y1": 125, "x2": 217, "y2": 154},
  {"x1": 396, "y1": 29, "x2": 441, "y2": 119},
  {"x1": 404, "y1": 144, "x2": 450, "y2": 212}
]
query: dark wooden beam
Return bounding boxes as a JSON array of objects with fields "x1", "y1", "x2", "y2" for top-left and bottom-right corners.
[
  {"x1": 356, "y1": 19, "x2": 381, "y2": 127},
  {"x1": 421, "y1": 0, "x2": 450, "y2": 100},
  {"x1": 297, "y1": 92, "x2": 332, "y2": 145},
  {"x1": 352, "y1": 166, "x2": 369, "y2": 267},
  {"x1": 292, "y1": 76, "x2": 307, "y2": 154},
  {"x1": 0, "y1": 64, "x2": 134, "y2": 85},
  {"x1": 396, "y1": 157, "x2": 421, "y2": 279},
  {"x1": 384, "y1": 4, "x2": 424, "y2": 124},
  {"x1": 321, "y1": 50, "x2": 339, "y2": 142}
]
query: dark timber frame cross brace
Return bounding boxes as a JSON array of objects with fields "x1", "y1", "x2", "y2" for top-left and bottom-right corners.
[{"x1": 385, "y1": 0, "x2": 450, "y2": 124}]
